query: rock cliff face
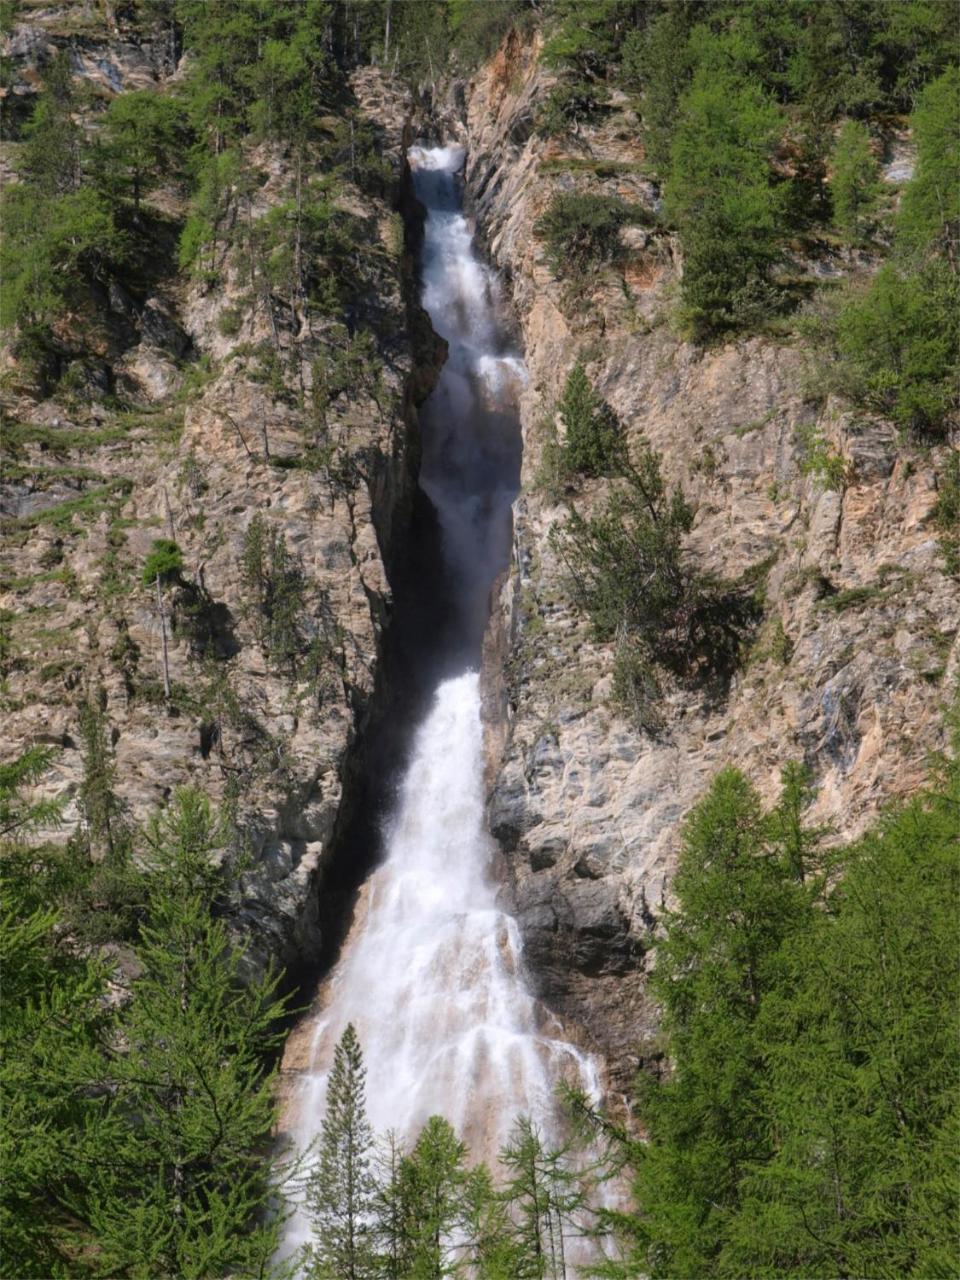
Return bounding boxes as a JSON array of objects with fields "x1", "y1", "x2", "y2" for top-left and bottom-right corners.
[
  {"x1": 451, "y1": 33, "x2": 958, "y2": 1089},
  {"x1": 1, "y1": 19, "x2": 436, "y2": 976},
  {"x1": 3, "y1": 13, "x2": 956, "y2": 1106}
]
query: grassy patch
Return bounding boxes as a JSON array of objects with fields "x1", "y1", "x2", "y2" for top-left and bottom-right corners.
[{"x1": 2, "y1": 479, "x2": 134, "y2": 533}]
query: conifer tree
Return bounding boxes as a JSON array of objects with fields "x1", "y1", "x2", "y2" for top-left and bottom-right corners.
[
  {"x1": 20, "y1": 50, "x2": 82, "y2": 196},
  {"x1": 306, "y1": 1023, "x2": 377, "y2": 1280},
  {"x1": 400, "y1": 1115, "x2": 468, "y2": 1279},
  {"x1": 665, "y1": 66, "x2": 784, "y2": 338},
  {"x1": 725, "y1": 741, "x2": 960, "y2": 1277},
  {"x1": 831, "y1": 119, "x2": 880, "y2": 244},
  {"x1": 86, "y1": 788, "x2": 291, "y2": 1279},
  {"x1": 372, "y1": 1129, "x2": 411, "y2": 1279},
  {"x1": 498, "y1": 1116, "x2": 581, "y2": 1279},
  {"x1": 630, "y1": 768, "x2": 816, "y2": 1277},
  {"x1": 77, "y1": 685, "x2": 125, "y2": 863},
  {"x1": 461, "y1": 1163, "x2": 525, "y2": 1280},
  {"x1": 0, "y1": 749, "x2": 106, "y2": 1276},
  {"x1": 556, "y1": 362, "x2": 626, "y2": 478}
]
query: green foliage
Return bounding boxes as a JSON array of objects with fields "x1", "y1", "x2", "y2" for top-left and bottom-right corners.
[
  {"x1": 93, "y1": 88, "x2": 191, "y2": 210},
  {"x1": 541, "y1": 0, "x2": 645, "y2": 78},
  {"x1": 0, "y1": 184, "x2": 126, "y2": 345},
  {"x1": 497, "y1": 1116, "x2": 582, "y2": 1278},
  {"x1": 3, "y1": 762, "x2": 293, "y2": 1278},
  {"x1": 535, "y1": 80, "x2": 608, "y2": 138},
  {"x1": 835, "y1": 260, "x2": 958, "y2": 436},
  {"x1": 1, "y1": 842, "x2": 111, "y2": 1276},
  {"x1": 400, "y1": 1115, "x2": 469, "y2": 1277},
  {"x1": 447, "y1": 0, "x2": 528, "y2": 71},
  {"x1": 726, "y1": 748, "x2": 960, "y2": 1277},
  {"x1": 0, "y1": 745, "x2": 63, "y2": 842},
  {"x1": 611, "y1": 641, "x2": 663, "y2": 735},
  {"x1": 665, "y1": 66, "x2": 785, "y2": 340},
  {"x1": 141, "y1": 536, "x2": 184, "y2": 586},
  {"x1": 555, "y1": 362, "x2": 626, "y2": 478},
  {"x1": 87, "y1": 788, "x2": 292, "y2": 1279},
  {"x1": 552, "y1": 449, "x2": 693, "y2": 650},
  {"x1": 240, "y1": 514, "x2": 306, "y2": 672},
  {"x1": 77, "y1": 686, "x2": 127, "y2": 863},
  {"x1": 19, "y1": 50, "x2": 81, "y2": 196},
  {"x1": 177, "y1": 147, "x2": 242, "y2": 276},
  {"x1": 933, "y1": 450, "x2": 960, "y2": 576},
  {"x1": 306, "y1": 1023, "x2": 377, "y2": 1279},
  {"x1": 627, "y1": 4, "x2": 698, "y2": 174},
  {"x1": 794, "y1": 422, "x2": 847, "y2": 490},
  {"x1": 590, "y1": 727, "x2": 960, "y2": 1279},
  {"x1": 821, "y1": 67, "x2": 958, "y2": 437},
  {"x1": 535, "y1": 193, "x2": 644, "y2": 279},
  {"x1": 626, "y1": 766, "x2": 822, "y2": 1277},
  {"x1": 552, "y1": 422, "x2": 764, "y2": 714},
  {"x1": 830, "y1": 119, "x2": 880, "y2": 244},
  {"x1": 895, "y1": 66, "x2": 960, "y2": 266}
]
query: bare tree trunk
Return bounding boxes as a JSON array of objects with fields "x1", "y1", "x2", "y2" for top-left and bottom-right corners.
[
  {"x1": 295, "y1": 150, "x2": 304, "y2": 309},
  {"x1": 384, "y1": 0, "x2": 392, "y2": 63},
  {"x1": 156, "y1": 573, "x2": 171, "y2": 700},
  {"x1": 224, "y1": 412, "x2": 254, "y2": 458},
  {"x1": 163, "y1": 485, "x2": 176, "y2": 540}
]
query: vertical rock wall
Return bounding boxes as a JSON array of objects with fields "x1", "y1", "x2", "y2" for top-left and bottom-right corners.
[{"x1": 455, "y1": 35, "x2": 958, "y2": 1087}]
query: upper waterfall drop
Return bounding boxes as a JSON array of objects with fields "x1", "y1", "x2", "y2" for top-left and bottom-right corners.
[{"x1": 281, "y1": 144, "x2": 603, "y2": 1263}]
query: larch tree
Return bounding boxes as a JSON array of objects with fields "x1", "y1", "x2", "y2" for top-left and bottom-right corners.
[
  {"x1": 85, "y1": 788, "x2": 292, "y2": 1279},
  {"x1": 306, "y1": 1023, "x2": 377, "y2": 1280},
  {"x1": 400, "y1": 1115, "x2": 469, "y2": 1279},
  {"x1": 830, "y1": 119, "x2": 880, "y2": 244}
]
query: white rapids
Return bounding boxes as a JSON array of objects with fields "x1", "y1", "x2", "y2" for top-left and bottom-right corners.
[{"x1": 281, "y1": 144, "x2": 603, "y2": 1262}]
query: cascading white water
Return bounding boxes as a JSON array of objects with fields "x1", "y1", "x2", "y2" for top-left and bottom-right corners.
[{"x1": 282, "y1": 145, "x2": 603, "y2": 1261}]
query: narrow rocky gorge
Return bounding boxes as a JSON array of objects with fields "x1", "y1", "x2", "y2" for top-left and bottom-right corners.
[{"x1": 3, "y1": 11, "x2": 956, "y2": 1105}]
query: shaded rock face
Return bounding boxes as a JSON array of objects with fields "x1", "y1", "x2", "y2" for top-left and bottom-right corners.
[
  {"x1": 453, "y1": 35, "x2": 958, "y2": 1090},
  {"x1": 0, "y1": 44, "x2": 436, "y2": 980}
]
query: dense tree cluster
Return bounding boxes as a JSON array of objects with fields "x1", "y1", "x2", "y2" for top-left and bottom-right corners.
[
  {"x1": 535, "y1": 0, "x2": 958, "y2": 429},
  {"x1": 593, "y1": 735, "x2": 959, "y2": 1278},
  {"x1": 1, "y1": 760, "x2": 293, "y2": 1278},
  {"x1": 303, "y1": 1024, "x2": 589, "y2": 1279}
]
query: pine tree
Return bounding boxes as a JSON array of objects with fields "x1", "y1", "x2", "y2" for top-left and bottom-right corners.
[
  {"x1": 77, "y1": 685, "x2": 126, "y2": 863},
  {"x1": 20, "y1": 50, "x2": 82, "y2": 196},
  {"x1": 896, "y1": 66, "x2": 960, "y2": 268},
  {"x1": 85, "y1": 788, "x2": 291, "y2": 1279},
  {"x1": 401, "y1": 1116, "x2": 468, "y2": 1279},
  {"x1": 498, "y1": 1116, "x2": 581, "y2": 1279},
  {"x1": 630, "y1": 768, "x2": 816, "y2": 1277},
  {"x1": 665, "y1": 66, "x2": 785, "y2": 339},
  {"x1": 556, "y1": 362, "x2": 626, "y2": 478},
  {"x1": 725, "y1": 739, "x2": 960, "y2": 1276},
  {"x1": 93, "y1": 89, "x2": 189, "y2": 212},
  {"x1": 0, "y1": 749, "x2": 106, "y2": 1277},
  {"x1": 461, "y1": 1163, "x2": 525, "y2": 1280},
  {"x1": 306, "y1": 1023, "x2": 377, "y2": 1280},
  {"x1": 831, "y1": 119, "x2": 880, "y2": 244},
  {"x1": 372, "y1": 1129, "x2": 411, "y2": 1279}
]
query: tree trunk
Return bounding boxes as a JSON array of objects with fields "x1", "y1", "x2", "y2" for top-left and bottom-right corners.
[{"x1": 156, "y1": 573, "x2": 171, "y2": 700}]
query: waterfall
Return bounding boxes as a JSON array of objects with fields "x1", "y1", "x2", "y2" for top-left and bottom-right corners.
[{"x1": 281, "y1": 145, "x2": 603, "y2": 1261}]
